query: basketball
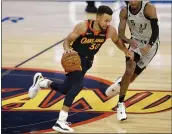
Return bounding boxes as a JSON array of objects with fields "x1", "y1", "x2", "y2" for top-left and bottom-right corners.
[{"x1": 61, "y1": 52, "x2": 81, "y2": 72}]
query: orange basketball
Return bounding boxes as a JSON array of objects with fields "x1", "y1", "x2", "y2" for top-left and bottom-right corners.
[{"x1": 61, "y1": 52, "x2": 81, "y2": 72}]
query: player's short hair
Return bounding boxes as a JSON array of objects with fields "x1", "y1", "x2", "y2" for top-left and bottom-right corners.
[{"x1": 97, "y1": 5, "x2": 113, "y2": 16}]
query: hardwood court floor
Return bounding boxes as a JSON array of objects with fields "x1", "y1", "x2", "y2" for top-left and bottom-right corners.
[{"x1": 2, "y1": 1, "x2": 171, "y2": 133}]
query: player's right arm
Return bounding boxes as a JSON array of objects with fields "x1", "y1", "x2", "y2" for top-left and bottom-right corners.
[
  {"x1": 63, "y1": 21, "x2": 87, "y2": 53},
  {"x1": 118, "y1": 8, "x2": 138, "y2": 49},
  {"x1": 118, "y1": 8, "x2": 129, "y2": 43}
]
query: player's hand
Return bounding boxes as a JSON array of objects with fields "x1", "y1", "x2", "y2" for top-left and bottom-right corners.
[
  {"x1": 124, "y1": 50, "x2": 134, "y2": 61},
  {"x1": 140, "y1": 44, "x2": 152, "y2": 56},
  {"x1": 128, "y1": 39, "x2": 138, "y2": 49},
  {"x1": 64, "y1": 49, "x2": 77, "y2": 55}
]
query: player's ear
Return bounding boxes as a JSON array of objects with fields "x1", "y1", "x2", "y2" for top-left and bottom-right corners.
[{"x1": 96, "y1": 14, "x2": 101, "y2": 20}]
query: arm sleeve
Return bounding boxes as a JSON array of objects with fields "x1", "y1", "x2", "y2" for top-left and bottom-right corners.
[{"x1": 148, "y1": 18, "x2": 159, "y2": 46}]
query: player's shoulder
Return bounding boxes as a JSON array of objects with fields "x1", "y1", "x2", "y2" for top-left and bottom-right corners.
[
  {"x1": 75, "y1": 20, "x2": 88, "y2": 30},
  {"x1": 145, "y1": 2, "x2": 156, "y2": 11},
  {"x1": 106, "y1": 25, "x2": 117, "y2": 39},
  {"x1": 108, "y1": 25, "x2": 117, "y2": 31},
  {"x1": 74, "y1": 20, "x2": 88, "y2": 34},
  {"x1": 120, "y1": 7, "x2": 128, "y2": 14},
  {"x1": 120, "y1": 7, "x2": 128, "y2": 18},
  {"x1": 144, "y1": 2, "x2": 157, "y2": 18}
]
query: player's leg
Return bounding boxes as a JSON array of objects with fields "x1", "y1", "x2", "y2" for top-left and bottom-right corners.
[
  {"x1": 130, "y1": 40, "x2": 159, "y2": 84},
  {"x1": 52, "y1": 57, "x2": 92, "y2": 133},
  {"x1": 28, "y1": 70, "x2": 82, "y2": 133},
  {"x1": 28, "y1": 56, "x2": 92, "y2": 133},
  {"x1": 105, "y1": 63, "x2": 145, "y2": 98},
  {"x1": 28, "y1": 55, "x2": 92, "y2": 98},
  {"x1": 117, "y1": 57, "x2": 147, "y2": 121},
  {"x1": 105, "y1": 39, "x2": 145, "y2": 98},
  {"x1": 112, "y1": 41, "x2": 158, "y2": 121},
  {"x1": 51, "y1": 72, "x2": 77, "y2": 95},
  {"x1": 130, "y1": 65, "x2": 146, "y2": 83},
  {"x1": 52, "y1": 70, "x2": 83, "y2": 133},
  {"x1": 28, "y1": 73, "x2": 73, "y2": 98},
  {"x1": 105, "y1": 43, "x2": 142, "y2": 98},
  {"x1": 105, "y1": 51, "x2": 140, "y2": 97},
  {"x1": 116, "y1": 52, "x2": 140, "y2": 121}
]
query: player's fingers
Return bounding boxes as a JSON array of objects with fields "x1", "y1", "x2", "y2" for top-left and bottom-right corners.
[
  {"x1": 127, "y1": 53, "x2": 133, "y2": 61},
  {"x1": 129, "y1": 54, "x2": 134, "y2": 61},
  {"x1": 72, "y1": 50, "x2": 78, "y2": 53}
]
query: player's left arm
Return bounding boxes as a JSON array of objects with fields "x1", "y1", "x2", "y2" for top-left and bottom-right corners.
[
  {"x1": 141, "y1": 3, "x2": 159, "y2": 55},
  {"x1": 107, "y1": 25, "x2": 133, "y2": 60},
  {"x1": 145, "y1": 3, "x2": 159, "y2": 47}
]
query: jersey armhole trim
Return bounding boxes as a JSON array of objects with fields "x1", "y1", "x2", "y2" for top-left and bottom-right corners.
[
  {"x1": 143, "y1": 2, "x2": 151, "y2": 20},
  {"x1": 81, "y1": 20, "x2": 89, "y2": 36}
]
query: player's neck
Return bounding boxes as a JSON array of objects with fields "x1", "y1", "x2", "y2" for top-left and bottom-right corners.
[
  {"x1": 93, "y1": 20, "x2": 102, "y2": 32},
  {"x1": 131, "y1": 2, "x2": 142, "y2": 14}
]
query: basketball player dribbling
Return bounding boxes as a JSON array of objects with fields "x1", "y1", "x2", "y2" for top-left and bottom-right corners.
[
  {"x1": 28, "y1": 5, "x2": 133, "y2": 133},
  {"x1": 106, "y1": 1, "x2": 160, "y2": 121}
]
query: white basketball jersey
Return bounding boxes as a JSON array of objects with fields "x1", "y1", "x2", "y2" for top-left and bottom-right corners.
[{"x1": 127, "y1": 2, "x2": 152, "y2": 41}]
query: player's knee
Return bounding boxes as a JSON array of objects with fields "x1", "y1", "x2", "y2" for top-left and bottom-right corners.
[
  {"x1": 125, "y1": 62, "x2": 136, "y2": 77},
  {"x1": 64, "y1": 84, "x2": 82, "y2": 107},
  {"x1": 125, "y1": 68, "x2": 134, "y2": 77},
  {"x1": 130, "y1": 77, "x2": 136, "y2": 83},
  {"x1": 50, "y1": 82, "x2": 59, "y2": 90},
  {"x1": 61, "y1": 90, "x2": 68, "y2": 95},
  {"x1": 70, "y1": 83, "x2": 83, "y2": 96}
]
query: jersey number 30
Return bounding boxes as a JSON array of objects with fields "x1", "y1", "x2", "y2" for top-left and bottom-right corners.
[{"x1": 89, "y1": 43, "x2": 101, "y2": 50}]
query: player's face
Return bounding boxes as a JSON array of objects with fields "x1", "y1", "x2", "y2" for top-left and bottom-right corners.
[
  {"x1": 97, "y1": 13, "x2": 112, "y2": 30},
  {"x1": 129, "y1": 1, "x2": 141, "y2": 10}
]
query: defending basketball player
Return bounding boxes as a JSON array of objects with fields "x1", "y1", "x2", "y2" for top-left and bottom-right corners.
[
  {"x1": 105, "y1": 1, "x2": 160, "y2": 121},
  {"x1": 28, "y1": 5, "x2": 133, "y2": 133}
]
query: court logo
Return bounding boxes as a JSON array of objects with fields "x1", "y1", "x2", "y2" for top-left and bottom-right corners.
[{"x1": 1, "y1": 67, "x2": 171, "y2": 133}]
